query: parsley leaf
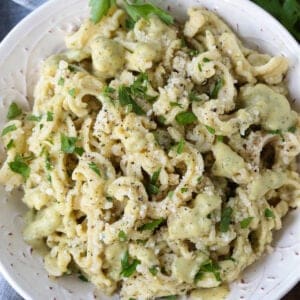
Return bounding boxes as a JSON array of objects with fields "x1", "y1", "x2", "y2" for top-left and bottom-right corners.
[
  {"x1": 138, "y1": 218, "x2": 165, "y2": 231},
  {"x1": 6, "y1": 139, "x2": 15, "y2": 150},
  {"x1": 146, "y1": 168, "x2": 161, "y2": 195},
  {"x1": 216, "y1": 135, "x2": 224, "y2": 142},
  {"x1": 265, "y1": 208, "x2": 275, "y2": 218},
  {"x1": 124, "y1": 1, "x2": 174, "y2": 25},
  {"x1": 268, "y1": 129, "x2": 285, "y2": 140},
  {"x1": 58, "y1": 77, "x2": 65, "y2": 86},
  {"x1": 159, "y1": 296, "x2": 177, "y2": 300},
  {"x1": 240, "y1": 217, "x2": 253, "y2": 229},
  {"x1": 188, "y1": 91, "x2": 202, "y2": 102},
  {"x1": 151, "y1": 168, "x2": 161, "y2": 185},
  {"x1": 210, "y1": 78, "x2": 224, "y2": 99},
  {"x1": 89, "y1": 0, "x2": 115, "y2": 24},
  {"x1": 120, "y1": 250, "x2": 140, "y2": 277},
  {"x1": 118, "y1": 230, "x2": 127, "y2": 242},
  {"x1": 149, "y1": 265, "x2": 159, "y2": 276},
  {"x1": 288, "y1": 126, "x2": 297, "y2": 133},
  {"x1": 220, "y1": 207, "x2": 233, "y2": 232},
  {"x1": 7, "y1": 102, "x2": 22, "y2": 120},
  {"x1": 68, "y1": 88, "x2": 77, "y2": 98},
  {"x1": 47, "y1": 112, "x2": 54, "y2": 121},
  {"x1": 203, "y1": 57, "x2": 211, "y2": 62},
  {"x1": 1, "y1": 124, "x2": 17, "y2": 136},
  {"x1": 60, "y1": 134, "x2": 83, "y2": 156},
  {"x1": 45, "y1": 153, "x2": 53, "y2": 171},
  {"x1": 175, "y1": 111, "x2": 197, "y2": 125},
  {"x1": 118, "y1": 86, "x2": 145, "y2": 115},
  {"x1": 27, "y1": 115, "x2": 42, "y2": 122},
  {"x1": 195, "y1": 260, "x2": 221, "y2": 282},
  {"x1": 9, "y1": 155, "x2": 30, "y2": 180},
  {"x1": 176, "y1": 139, "x2": 185, "y2": 154},
  {"x1": 205, "y1": 125, "x2": 215, "y2": 135},
  {"x1": 88, "y1": 162, "x2": 101, "y2": 176}
]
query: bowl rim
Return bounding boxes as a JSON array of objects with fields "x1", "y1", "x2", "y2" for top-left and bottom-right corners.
[{"x1": 0, "y1": 0, "x2": 299, "y2": 299}]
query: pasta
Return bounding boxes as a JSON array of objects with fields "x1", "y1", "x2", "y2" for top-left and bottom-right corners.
[{"x1": 0, "y1": 4, "x2": 300, "y2": 299}]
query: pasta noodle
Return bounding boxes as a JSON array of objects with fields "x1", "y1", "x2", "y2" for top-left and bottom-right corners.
[{"x1": 0, "y1": 5, "x2": 299, "y2": 299}]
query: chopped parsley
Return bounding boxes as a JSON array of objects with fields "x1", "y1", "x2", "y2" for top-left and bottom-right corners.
[
  {"x1": 198, "y1": 63, "x2": 202, "y2": 72},
  {"x1": 8, "y1": 155, "x2": 30, "y2": 180},
  {"x1": 210, "y1": 78, "x2": 224, "y2": 99},
  {"x1": 265, "y1": 208, "x2": 275, "y2": 218},
  {"x1": 45, "y1": 153, "x2": 53, "y2": 171},
  {"x1": 88, "y1": 162, "x2": 101, "y2": 176},
  {"x1": 60, "y1": 134, "x2": 84, "y2": 155},
  {"x1": 157, "y1": 116, "x2": 166, "y2": 125},
  {"x1": 216, "y1": 135, "x2": 224, "y2": 142},
  {"x1": 1, "y1": 124, "x2": 17, "y2": 136},
  {"x1": 27, "y1": 115, "x2": 42, "y2": 122},
  {"x1": 138, "y1": 218, "x2": 165, "y2": 231},
  {"x1": 176, "y1": 139, "x2": 185, "y2": 154},
  {"x1": 47, "y1": 112, "x2": 54, "y2": 121},
  {"x1": 149, "y1": 265, "x2": 159, "y2": 276},
  {"x1": 240, "y1": 217, "x2": 253, "y2": 229},
  {"x1": 58, "y1": 77, "x2": 65, "y2": 86},
  {"x1": 68, "y1": 88, "x2": 77, "y2": 98},
  {"x1": 6, "y1": 139, "x2": 15, "y2": 150},
  {"x1": 195, "y1": 260, "x2": 221, "y2": 282},
  {"x1": 118, "y1": 86, "x2": 145, "y2": 115},
  {"x1": 203, "y1": 57, "x2": 211, "y2": 62},
  {"x1": 188, "y1": 91, "x2": 202, "y2": 102},
  {"x1": 159, "y1": 296, "x2": 177, "y2": 300},
  {"x1": 120, "y1": 250, "x2": 140, "y2": 277},
  {"x1": 146, "y1": 168, "x2": 161, "y2": 195},
  {"x1": 175, "y1": 111, "x2": 197, "y2": 125},
  {"x1": 170, "y1": 102, "x2": 183, "y2": 108},
  {"x1": 288, "y1": 126, "x2": 297, "y2": 133},
  {"x1": 205, "y1": 125, "x2": 215, "y2": 135},
  {"x1": 268, "y1": 129, "x2": 285, "y2": 140},
  {"x1": 7, "y1": 102, "x2": 22, "y2": 120},
  {"x1": 220, "y1": 207, "x2": 233, "y2": 232},
  {"x1": 188, "y1": 49, "x2": 199, "y2": 57},
  {"x1": 181, "y1": 187, "x2": 188, "y2": 193},
  {"x1": 118, "y1": 230, "x2": 127, "y2": 242},
  {"x1": 168, "y1": 191, "x2": 174, "y2": 198}
]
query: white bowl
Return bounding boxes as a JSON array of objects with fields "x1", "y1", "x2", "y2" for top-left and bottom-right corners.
[{"x1": 0, "y1": 0, "x2": 299, "y2": 299}]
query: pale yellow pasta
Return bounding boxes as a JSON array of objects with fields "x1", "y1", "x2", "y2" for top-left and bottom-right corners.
[{"x1": 0, "y1": 5, "x2": 299, "y2": 300}]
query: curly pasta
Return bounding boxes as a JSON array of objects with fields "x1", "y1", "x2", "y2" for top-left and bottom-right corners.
[{"x1": 0, "y1": 5, "x2": 299, "y2": 300}]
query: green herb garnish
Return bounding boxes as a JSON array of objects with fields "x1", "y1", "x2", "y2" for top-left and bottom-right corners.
[
  {"x1": 118, "y1": 86, "x2": 145, "y2": 115},
  {"x1": 205, "y1": 125, "x2": 215, "y2": 135},
  {"x1": 47, "y1": 112, "x2": 54, "y2": 121},
  {"x1": 27, "y1": 115, "x2": 42, "y2": 122},
  {"x1": 170, "y1": 102, "x2": 183, "y2": 108},
  {"x1": 264, "y1": 208, "x2": 275, "y2": 218},
  {"x1": 120, "y1": 250, "x2": 140, "y2": 277},
  {"x1": 9, "y1": 155, "x2": 30, "y2": 180},
  {"x1": 138, "y1": 218, "x2": 165, "y2": 231},
  {"x1": 124, "y1": 1, "x2": 174, "y2": 25},
  {"x1": 68, "y1": 88, "x2": 77, "y2": 98},
  {"x1": 203, "y1": 57, "x2": 211, "y2": 62},
  {"x1": 60, "y1": 134, "x2": 83, "y2": 155},
  {"x1": 6, "y1": 139, "x2": 15, "y2": 150},
  {"x1": 216, "y1": 135, "x2": 224, "y2": 142},
  {"x1": 288, "y1": 126, "x2": 297, "y2": 133},
  {"x1": 45, "y1": 153, "x2": 53, "y2": 171},
  {"x1": 88, "y1": 162, "x2": 101, "y2": 176},
  {"x1": 1, "y1": 124, "x2": 17, "y2": 136},
  {"x1": 195, "y1": 260, "x2": 221, "y2": 282},
  {"x1": 7, "y1": 102, "x2": 22, "y2": 120},
  {"x1": 176, "y1": 139, "x2": 185, "y2": 154},
  {"x1": 220, "y1": 207, "x2": 233, "y2": 232},
  {"x1": 175, "y1": 111, "x2": 197, "y2": 125},
  {"x1": 188, "y1": 91, "x2": 202, "y2": 102},
  {"x1": 240, "y1": 217, "x2": 253, "y2": 229},
  {"x1": 89, "y1": 0, "x2": 115, "y2": 23},
  {"x1": 118, "y1": 230, "x2": 127, "y2": 242},
  {"x1": 149, "y1": 265, "x2": 159, "y2": 276},
  {"x1": 210, "y1": 78, "x2": 224, "y2": 99},
  {"x1": 181, "y1": 187, "x2": 188, "y2": 193},
  {"x1": 58, "y1": 77, "x2": 65, "y2": 86}
]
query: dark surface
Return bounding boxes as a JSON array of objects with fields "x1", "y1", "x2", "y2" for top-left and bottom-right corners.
[{"x1": 0, "y1": 0, "x2": 299, "y2": 299}]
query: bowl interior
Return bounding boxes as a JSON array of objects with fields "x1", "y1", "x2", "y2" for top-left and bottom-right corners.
[{"x1": 0, "y1": 0, "x2": 299, "y2": 299}]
